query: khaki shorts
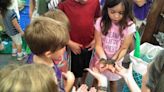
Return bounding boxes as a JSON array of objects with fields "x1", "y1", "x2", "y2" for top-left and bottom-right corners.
[{"x1": 10, "y1": 33, "x2": 22, "y2": 45}]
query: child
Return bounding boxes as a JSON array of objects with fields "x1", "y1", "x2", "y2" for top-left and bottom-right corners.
[
  {"x1": 133, "y1": 0, "x2": 152, "y2": 27},
  {"x1": 44, "y1": 9, "x2": 70, "y2": 73},
  {"x1": 115, "y1": 50, "x2": 164, "y2": 92},
  {"x1": 0, "y1": 64, "x2": 59, "y2": 92},
  {"x1": 90, "y1": 0, "x2": 136, "y2": 91},
  {"x1": 25, "y1": 17, "x2": 74, "y2": 92},
  {"x1": 58, "y1": 0, "x2": 101, "y2": 87},
  {"x1": 0, "y1": 0, "x2": 25, "y2": 60}
]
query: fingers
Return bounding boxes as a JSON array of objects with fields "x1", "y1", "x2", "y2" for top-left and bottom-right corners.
[
  {"x1": 87, "y1": 46, "x2": 94, "y2": 51},
  {"x1": 115, "y1": 63, "x2": 122, "y2": 72},
  {"x1": 72, "y1": 86, "x2": 76, "y2": 92},
  {"x1": 72, "y1": 49, "x2": 81, "y2": 55},
  {"x1": 85, "y1": 68, "x2": 94, "y2": 75},
  {"x1": 62, "y1": 71, "x2": 75, "y2": 80},
  {"x1": 77, "y1": 84, "x2": 88, "y2": 92},
  {"x1": 62, "y1": 72, "x2": 67, "y2": 78},
  {"x1": 89, "y1": 87, "x2": 97, "y2": 92}
]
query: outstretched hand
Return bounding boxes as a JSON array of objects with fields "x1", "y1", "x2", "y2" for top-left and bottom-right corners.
[
  {"x1": 62, "y1": 71, "x2": 75, "y2": 92},
  {"x1": 115, "y1": 63, "x2": 133, "y2": 79},
  {"x1": 85, "y1": 68, "x2": 106, "y2": 81}
]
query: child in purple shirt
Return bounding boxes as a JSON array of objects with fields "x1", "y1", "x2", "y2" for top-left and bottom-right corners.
[{"x1": 25, "y1": 17, "x2": 74, "y2": 92}]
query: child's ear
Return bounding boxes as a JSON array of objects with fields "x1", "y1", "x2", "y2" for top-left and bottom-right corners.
[{"x1": 44, "y1": 51, "x2": 52, "y2": 58}]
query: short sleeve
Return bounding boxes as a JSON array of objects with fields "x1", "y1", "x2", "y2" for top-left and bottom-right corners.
[
  {"x1": 125, "y1": 22, "x2": 136, "y2": 35},
  {"x1": 10, "y1": 10, "x2": 17, "y2": 20},
  {"x1": 94, "y1": 0, "x2": 101, "y2": 18},
  {"x1": 94, "y1": 17, "x2": 102, "y2": 32}
]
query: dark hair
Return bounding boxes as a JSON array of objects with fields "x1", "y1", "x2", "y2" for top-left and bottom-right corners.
[
  {"x1": 0, "y1": 0, "x2": 12, "y2": 16},
  {"x1": 25, "y1": 17, "x2": 69, "y2": 55},
  {"x1": 147, "y1": 50, "x2": 164, "y2": 92},
  {"x1": 101, "y1": 0, "x2": 135, "y2": 35}
]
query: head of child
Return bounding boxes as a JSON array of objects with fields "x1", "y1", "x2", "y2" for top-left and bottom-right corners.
[
  {"x1": 146, "y1": 50, "x2": 164, "y2": 92},
  {"x1": 0, "y1": 64, "x2": 59, "y2": 92},
  {"x1": 0, "y1": 0, "x2": 12, "y2": 16},
  {"x1": 25, "y1": 17, "x2": 69, "y2": 60},
  {"x1": 0, "y1": 64, "x2": 19, "y2": 82},
  {"x1": 44, "y1": 9, "x2": 70, "y2": 30},
  {"x1": 101, "y1": 0, "x2": 134, "y2": 35}
]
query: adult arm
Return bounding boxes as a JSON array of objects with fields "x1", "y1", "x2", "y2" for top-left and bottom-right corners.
[{"x1": 115, "y1": 63, "x2": 141, "y2": 92}]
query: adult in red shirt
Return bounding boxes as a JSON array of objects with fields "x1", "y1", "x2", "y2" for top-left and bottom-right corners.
[{"x1": 58, "y1": 0, "x2": 100, "y2": 87}]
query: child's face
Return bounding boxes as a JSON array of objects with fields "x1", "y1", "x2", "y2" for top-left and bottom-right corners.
[{"x1": 108, "y1": 2, "x2": 125, "y2": 24}]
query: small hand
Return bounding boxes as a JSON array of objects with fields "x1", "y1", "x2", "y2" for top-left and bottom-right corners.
[
  {"x1": 62, "y1": 71, "x2": 75, "y2": 85},
  {"x1": 85, "y1": 39, "x2": 95, "y2": 51},
  {"x1": 85, "y1": 68, "x2": 106, "y2": 82},
  {"x1": 68, "y1": 41, "x2": 83, "y2": 55},
  {"x1": 72, "y1": 84, "x2": 88, "y2": 92},
  {"x1": 115, "y1": 63, "x2": 133, "y2": 79}
]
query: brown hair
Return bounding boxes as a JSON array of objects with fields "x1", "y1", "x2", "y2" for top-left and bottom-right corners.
[
  {"x1": 101, "y1": 0, "x2": 135, "y2": 35},
  {"x1": 44, "y1": 9, "x2": 70, "y2": 30},
  {"x1": 0, "y1": 64, "x2": 58, "y2": 92},
  {"x1": 25, "y1": 16, "x2": 69, "y2": 55},
  {"x1": 147, "y1": 50, "x2": 164, "y2": 92}
]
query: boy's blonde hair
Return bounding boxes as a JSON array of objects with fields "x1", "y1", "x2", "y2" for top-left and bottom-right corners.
[
  {"x1": 0, "y1": 64, "x2": 58, "y2": 92},
  {"x1": 0, "y1": 64, "x2": 20, "y2": 81},
  {"x1": 25, "y1": 16, "x2": 69, "y2": 55},
  {"x1": 44, "y1": 9, "x2": 70, "y2": 30}
]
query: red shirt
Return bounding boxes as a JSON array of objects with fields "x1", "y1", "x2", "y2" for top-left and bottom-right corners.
[{"x1": 58, "y1": 0, "x2": 100, "y2": 46}]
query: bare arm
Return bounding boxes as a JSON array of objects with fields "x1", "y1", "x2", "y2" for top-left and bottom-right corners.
[
  {"x1": 95, "y1": 30, "x2": 107, "y2": 59},
  {"x1": 12, "y1": 18, "x2": 24, "y2": 35},
  {"x1": 29, "y1": 0, "x2": 35, "y2": 19},
  {"x1": 112, "y1": 34, "x2": 133, "y2": 61},
  {"x1": 141, "y1": 69, "x2": 151, "y2": 92},
  {"x1": 115, "y1": 63, "x2": 141, "y2": 92}
]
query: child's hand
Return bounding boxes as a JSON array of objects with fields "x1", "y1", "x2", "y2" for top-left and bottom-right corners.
[
  {"x1": 85, "y1": 68, "x2": 108, "y2": 90},
  {"x1": 85, "y1": 39, "x2": 95, "y2": 51},
  {"x1": 62, "y1": 71, "x2": 75, "y2": 92},
  {"x1": 62, "y1": 71, "x2": 75, "y2": 83},
  {"x1": 85, "y1": 68, "x2": 106, "y2": 83},
  {"x1": 96, "y1": 61, "x2": 108, "y2": 72},
  {"x1": 115, "y1": 63, "x2": 133, "y2": 79},
  {"x1": 72, "y1": 84, "x2": 89, "y2": 92},
  {"x1": 68, "y1": 41, "x2": 83, "y2": 55}
]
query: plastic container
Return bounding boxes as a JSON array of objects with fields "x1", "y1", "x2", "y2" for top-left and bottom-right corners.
[{"x1": 130, "y1": 42, "x2": 164, "y2": 75}]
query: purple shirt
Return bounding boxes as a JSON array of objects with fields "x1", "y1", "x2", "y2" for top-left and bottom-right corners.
[{"x1": 133, "y1": 0, "x2": 152, "y2": 20}]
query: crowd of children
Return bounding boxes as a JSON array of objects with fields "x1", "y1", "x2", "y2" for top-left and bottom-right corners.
[{"x1": 0, "y1": 0, "x2": 164, "y2": 92}]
